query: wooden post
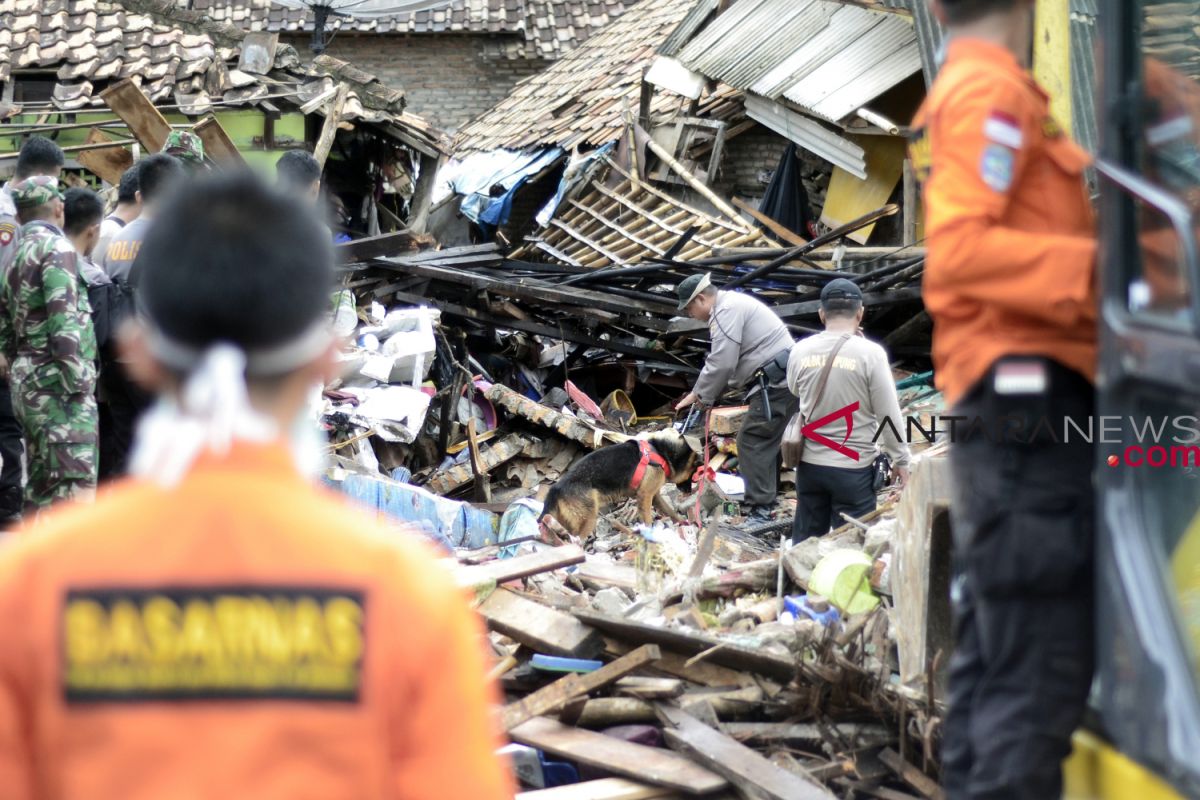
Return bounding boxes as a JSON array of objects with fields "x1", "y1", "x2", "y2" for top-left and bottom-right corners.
[
  {"x1": 902, "y1": 158, "x2": 917, "y2": 247},
  {"x1": 313, "y1": 83, "x2": 350, "y2": 171},
  {"x1": 194, "y1": 116, "x2": 246, "y2": 168},
  {"x1": 407, "y1": 151, "x2": 444, "y2": 234},
  {"x1": 99, "y1": 79, "x2": 171, "y2": 151},
  {"x1": 466, "y1": 418, "x2": 491, "y2": 502}
]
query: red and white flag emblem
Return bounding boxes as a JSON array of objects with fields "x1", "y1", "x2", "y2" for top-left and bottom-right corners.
[{"x1": 984, "y1": 111, "x2": 1023, "y2": 149}]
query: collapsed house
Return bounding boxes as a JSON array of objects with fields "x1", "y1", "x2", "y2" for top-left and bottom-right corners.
[{"x1": 0, "y1": 0, "x2": 448, "y2": 235}]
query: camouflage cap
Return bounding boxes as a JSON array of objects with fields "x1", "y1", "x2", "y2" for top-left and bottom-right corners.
[
  {"x1": 161, "y1": 130, "x2": 205, "y2": 164},
  {"x1": 11, "y1": 175, "x2": 63, "y2": 209}
]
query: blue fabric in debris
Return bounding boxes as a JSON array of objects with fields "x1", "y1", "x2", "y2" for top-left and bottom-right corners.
[
  {"x1": 326, "y1": 472, "x2": 497, "y2": 552},
  {"x1": 453, "y1": 148, "x2": 565, "y2": 228}
]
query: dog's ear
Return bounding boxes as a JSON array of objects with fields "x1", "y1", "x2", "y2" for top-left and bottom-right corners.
[{"x1": 682, "y1": 434, "x2": 703, "y2": 455}]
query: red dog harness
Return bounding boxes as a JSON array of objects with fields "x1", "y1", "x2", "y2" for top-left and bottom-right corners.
[{"x1": 630, "y1": 440, "x2": 670, "y2": 490}]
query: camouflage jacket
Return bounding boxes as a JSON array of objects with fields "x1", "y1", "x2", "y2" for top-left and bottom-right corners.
[{"x1": 0, "y1": 221, "x2": 97, "y2": 394}]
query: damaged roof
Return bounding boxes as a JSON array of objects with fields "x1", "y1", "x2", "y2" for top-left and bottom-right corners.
[
  {"x1": 674, "y1": 0, "x2": 921, "y2": 125},
  {"x1": 0, "y1": 0, "x2": 447, "y2": 152},
  {"x1": 190, "y1": 0, "x2": 641, "y2": 60},
  {"x1": 453, "y1": 0, "x2": 703, "y2": 154}
]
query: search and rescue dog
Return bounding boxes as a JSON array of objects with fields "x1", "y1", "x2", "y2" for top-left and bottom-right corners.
[{"x1": 540, "y1": 431, "x2": 699, "y2": 538}]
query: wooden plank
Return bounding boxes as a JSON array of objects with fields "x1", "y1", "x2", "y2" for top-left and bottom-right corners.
[
  {"x1": 193, "y1": 116, "x2": 246, "y2": 167},
  {"x1": 75, "y1": 127, "x2": 133, "y2": 185},
  {"x1": 732, "y1": 196, "x2": 807, "y2": 246},
  {"x1": 466, "y1": 418, "x2": 491, "y2": 502},
  {"x1": 575, "y1": 611, "x2": 796, "y2": 682},
  {"x1": 516, "y1": 777, "x2": 682, "y2": 800},
  {"x1": 576, "y1": 559, "x2": 638, "y2": 591},
  {"x1": 477, "y1": 588, "x2": 603, "y2": 658},
  {"x1": 99, "y1": 79, "x2": 171, "y2": 151},
  {"x1": 313, "y1": 83, "x2": 349, "y2": 171},
  {"x1": 819, "y1": 135, "x2": 907, "y2": 244},
  {"x1": 510, "y1": 717, "x2": 727, "y2": 795},
  {"x1": 502, "y1": 644, "x2": 661, "y2": 730},
  {"x1": 568, "y1": 199, "x2": 666, "y2": 256},
  {"x1": 878, "y1": 748, "x2": 945, "y2": 800},
  {"x1": 457, "y1": 544, "x2": 587, "y2": 588},
  {"x1": 657, "y1": 705, "x2": 836, "y2": 800},
  {"x1": 425, "y1": 434, "x2": 531, "y2": 495},
  {"x1": 605, "y1": 638, "x2": 753, "y2": 688}
]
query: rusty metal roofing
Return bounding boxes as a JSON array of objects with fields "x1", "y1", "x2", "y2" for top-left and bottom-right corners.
[
  {"x1": 675, "y1": 0, "x2": 920, "y2": 124},
  {"x1": 188, "y1": 0, "x2": 641, "y2": 61}
]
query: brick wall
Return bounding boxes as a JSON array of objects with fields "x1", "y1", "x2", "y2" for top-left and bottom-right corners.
[
  {"x1": 714, "y1": 125, "x2": 831, "y2": 214},
  {"x1": 281, "y1": 33, "x2": 550, "y2": 133}
]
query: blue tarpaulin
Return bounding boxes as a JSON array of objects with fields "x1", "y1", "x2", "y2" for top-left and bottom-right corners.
[{"x1": 326, "y1": 471, "x2": 497, "y2": 551}]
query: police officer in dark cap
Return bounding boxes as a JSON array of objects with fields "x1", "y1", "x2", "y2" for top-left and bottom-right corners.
[{"x1": 675, "y1": 273, "x2": 797, "y2": 524}]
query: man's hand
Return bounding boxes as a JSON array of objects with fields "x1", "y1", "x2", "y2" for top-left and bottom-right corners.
[
  {"x1": 0, "y1": 354, "x2": 8, "y2": 381},
  {"x1": 892, "y1": 465, "x2": 910, "y2": 490},
  {"x1": 674, "y1": 392, "x2": 699, "y2": 412}
]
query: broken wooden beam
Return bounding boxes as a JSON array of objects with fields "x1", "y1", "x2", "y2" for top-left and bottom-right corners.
[
  {"x1": 75, "y1": 127, "x2": 133, "y2": 185},
  {"x1": 656, "y1": 705, "x2": 837, "y2": 800},
  {"x1": 193, "y1": 116, "x2": 246, "y2": 167},
  {"x1": 516, "y1": 777, "x2": 684, "y2": 800},
  {"x1": 575, "y1": 611, "x2": 796, "y2": 682},
  {"x1": 878, "y1": 748, "x2": 945, "y2": 800},
  {"x1": 99, "y1": 79, "x2": 172, "y2": 151},
  {"x1": 457, "y1": 544, "x2": 586, "y2": 589},
  {"x1": 509, "y1": 716, "x2": 728, "y2": 795},
  {"x1": 313, "y1": 83, "x2": 349, "y2": 171},
  {"x1": 477, "y1": 588, "x2": 603, "y2": 658},
  {"x1": 502, "y1": 644, "x2": 661, "y2": 730}
]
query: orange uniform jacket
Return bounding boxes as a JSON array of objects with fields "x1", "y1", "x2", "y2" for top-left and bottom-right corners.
[
  {"x1": 0, "y1": 444, "x2": 515, "y2": 800},
  {"x1": 910, "y1": 39, "x2": 1098, "y2": 406}
]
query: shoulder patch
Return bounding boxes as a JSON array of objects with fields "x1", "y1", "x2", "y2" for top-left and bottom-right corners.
[
  {"x1": 980, "y1": 144, "x2": 1016, "y2": 193},
  {"x1": 62, "y1": 586, "x2": 366, "y2": 703},
  {"x1": 0, "y1": 224, "x2": 13, "y2": 247},
  {"x1": 1042, "y1": 116, "x2": 1065, "y2": 139},
  {"x1": 984, "y1": 111, "x2": 1024, "y2": 150}
]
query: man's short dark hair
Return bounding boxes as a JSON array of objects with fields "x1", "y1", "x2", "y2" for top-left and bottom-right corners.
[
  {"x1": 116, "y1": 169, "x2": 139, "y2": 205},
  {"x1": 14, "y1": 136, "x2": 65, "y2": 180},
  {"x1": 63, "y1": 187, "x2": 105, "y2": 237},
  {"x1": 135, "y1": 171, "x2": 333, "y2": 362},
  {"x1": 939, "y1": 0, "x2": 1021, "y2": 24},
  {"x1": 275, "y1": 150, "x2": 321, "y2": 191},
  {"x1": 135, "y1": 153, "x2": 185, "y2": 205},
  {"x1": 822, "y1": 299, "x2": 863, "y2": 320}
]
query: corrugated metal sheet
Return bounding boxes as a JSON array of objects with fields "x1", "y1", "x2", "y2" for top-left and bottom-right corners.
[
  {"x1": 675, "y1": 0, "x2": 920, "y2": 124},
  {"x1": 744, "y1": 94, "x2": 867, "y2": 178},
  {"x1": 658, "y1": 0, "x2": 720, "y2": 57},
  {"x1": 1070, "y1": 0, "x2": 1099, "y2": 154},
  {"x1": 904, "y1": 0, "x2": 943, "y2": 87}
]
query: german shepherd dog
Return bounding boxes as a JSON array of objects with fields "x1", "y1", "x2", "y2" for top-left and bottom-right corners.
[{"x1": 539, "y1": 431, "x2": 699, "y2": 538}]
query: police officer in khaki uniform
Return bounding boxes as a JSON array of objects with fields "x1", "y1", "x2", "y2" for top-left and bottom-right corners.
[{"x1": 674, "y1": 273, "x2": 797, "y2": 522}]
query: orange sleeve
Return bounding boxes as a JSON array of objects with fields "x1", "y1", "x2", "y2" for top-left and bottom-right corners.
[
  {"x1": 0, "y1": 542, "x2": 35, "y2": 800},
  {"x1": 385, "y1": 550, "x2": 514, "y2": 800},
  {"x1": 923, "y1": 75, "x2": 1096, "y2": 327}
]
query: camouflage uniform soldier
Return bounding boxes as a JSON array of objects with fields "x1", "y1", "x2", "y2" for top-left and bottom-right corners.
[
  {"x1": 161, "y1": 130, "x2": 205, "y2": 169},
  {"x1": 0, "y1": 177, "x2": 99, "y2": 510}
]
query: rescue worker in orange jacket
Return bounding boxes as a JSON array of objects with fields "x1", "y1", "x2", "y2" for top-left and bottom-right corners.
[
  {"x1": 910, "y1": 1, "x2": 1098, "y2": 798},
  {"x1": 0, "y1": 173, "x2": 515, "y2": 800}
]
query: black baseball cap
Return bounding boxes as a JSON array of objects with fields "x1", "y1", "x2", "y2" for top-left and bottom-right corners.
[{"x1": 820, "y1": 278, "x2": 863, "y2": 302}]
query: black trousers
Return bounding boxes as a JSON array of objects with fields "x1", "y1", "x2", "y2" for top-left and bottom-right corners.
[
  {"x1": 942, "y1": 358, "x2": 1095, "y2": 800},
  {"x1": 791, "y1": 461, "x2": 876, "y2": 543},
  {"x1": 98, "y1": 366, "x2": 152, "y2": 481},
  {"x1": 0, "y1": 379, "x2": 23, "y2": 522},
  {"x1": 737, "y1": 384, "x2": 798, "y2": 508}
]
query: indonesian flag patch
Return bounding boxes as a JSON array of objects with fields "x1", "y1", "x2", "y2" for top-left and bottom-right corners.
[{"x1": 984, "y1": 111, "x2": 1024, "y2": 149}]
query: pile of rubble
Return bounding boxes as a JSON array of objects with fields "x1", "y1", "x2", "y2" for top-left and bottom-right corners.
[{"x1": 452, "y1": 472, "x2": 944, "y2": 799}]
